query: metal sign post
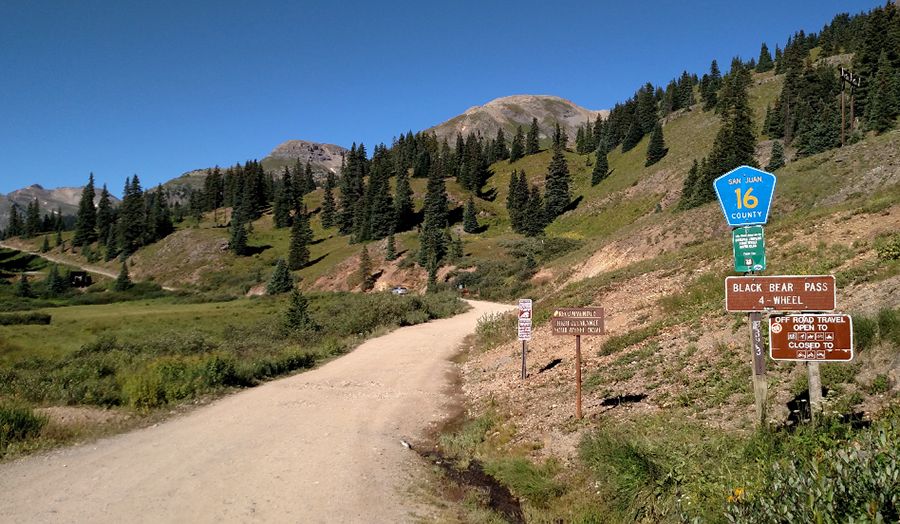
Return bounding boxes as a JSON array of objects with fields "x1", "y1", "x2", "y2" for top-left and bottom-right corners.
[
  {"x1": 517, "y1": 299, "x2": 532, "y2": 379},
  {"x1": 551, "y1": 308, "x2": 604, "y2": 419}
]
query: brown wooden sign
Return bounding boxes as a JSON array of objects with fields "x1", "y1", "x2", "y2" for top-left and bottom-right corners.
[
  {"x1": 551, "y1": 308, "x2": 604, "y2": 336},
  {"x1": 769, "y1": 314, "x2": 853, "y2": 362},
  {"x1": 724, "y1": 275, "x2": 835, "y2": 312}
]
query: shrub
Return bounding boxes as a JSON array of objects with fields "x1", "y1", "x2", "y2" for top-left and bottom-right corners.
[
  {"x1": 875, "y1": 233, "x2": 900, "y2": 261},
  {"x1": 853, "y1": 315, "x2": 878, "y2": 352},
  {"x1": 0, "y1": 403, "x2": 47, "y2": 452},
  {"x1": 0, "y1": 312, "x2": 51, "y2": 325}
]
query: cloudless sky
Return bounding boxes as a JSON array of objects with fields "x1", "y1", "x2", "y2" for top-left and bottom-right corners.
[{"x1": 0, "y1": 0, "x2": 884, "y2": 195}]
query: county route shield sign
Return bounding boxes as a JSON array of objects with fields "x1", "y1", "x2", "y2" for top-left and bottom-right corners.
[{"x1": 713, "y1": 166, "x2": 776, "y2": 227}]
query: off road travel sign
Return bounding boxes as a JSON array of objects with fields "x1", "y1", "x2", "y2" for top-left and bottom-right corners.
[
  {"x1": 769, "y1": 314, "x2": 853, "y2": 362},
  {"x1": 714, "y1": 166, "x2": 776, "y2": 227}
]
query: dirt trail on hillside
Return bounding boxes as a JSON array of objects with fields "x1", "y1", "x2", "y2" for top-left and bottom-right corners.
[{"x1": 0, "y1": 299, "x2": 512, "y2": 523}]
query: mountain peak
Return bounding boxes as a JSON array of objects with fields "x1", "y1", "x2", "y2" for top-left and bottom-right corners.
[{"x1": 428, "y1": 94, "x2": 607, "y2": 143}]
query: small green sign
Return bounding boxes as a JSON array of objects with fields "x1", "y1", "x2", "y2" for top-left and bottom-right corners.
[{"x1": 733, "y1": 225, "x2": 766, "y2": 272}]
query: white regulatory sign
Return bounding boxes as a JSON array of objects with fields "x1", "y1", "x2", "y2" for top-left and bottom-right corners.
[{"x1": 517, "y1": 299, "x2": 532, "y2": 341}]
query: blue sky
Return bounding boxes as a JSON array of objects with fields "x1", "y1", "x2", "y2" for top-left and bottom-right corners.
[{"x1": 0, "y1": 1, "x2": 884, "y2": 195}]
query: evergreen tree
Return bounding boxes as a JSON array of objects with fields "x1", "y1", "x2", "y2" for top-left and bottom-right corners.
[
  {"x1": 282, "y1": 289, "x2": 317, "y2": 333},
  {"x1": 865, "y1": 51, "x2": 898, "y2": 133},
  {"x1": 525, "y1": 117, "x2": 540, "y2": 155},
  {"x1": 636, "y1": 83, "x2": 658, "y2": 134},
  {"x1": 24, "y1": 199, "x2": 40, "y2": 238},
  {"x1": 418, "y1": 166, "x2": 449, "y2": 267},
  {"x1": 14, "y1": 273, "x2": 34, "y2": 298},
  {"x1": 114, "y1": 261, "x2": 132, "y2": 291},
  {"x1": 493, "y1": 128, "x2": 509, "y2": 160},
  {"x1": 463, "y1": 197, "x2": 479, "y2": 233},
  {"x1": 592, "y1": 143, "x2": 610, "y2": 185},
  {"x1": 451, "y1": 234, "x2": 463, "y2": 260},
  {"x1": 766, "y1": 140, "x2": 785, "y2": 171},
  {"x1": 645, "y1": 122, "x2": 668, "y2": 166},
  {"x1": 266, "y1": 258, "x2": 294, "y2": 295},
  {"x1": 385, "y1": 232, "x2": 397, "y2": 261},
  {"x1": 104, "y1": 227, "x2": 118, "y2": 261},
  {"x1": 393, "y1": 164, "x2": 414, "y2": 232},
  {"x1": 301, "y1": 161, "x2": 316, "y2": 195},
  {"x1": 621, "y1": 120, "x2": 643, "y2": 152},
  {"x1": 118, "y1": 175, "x2": 145, "y2": 257},
  {"x1": 45, "y1": 264, "x2": 67, "y2": 295},
  {"x1": 73, "y1": 173, "x2": 98, "y2": 246},
  {"x1": 40, "y1": 235, "x2": 50, "y2": 253},
  {"x1": 96, "y1": 185, "x2": 113, "y2": 245},
  {"x1": 229, "y1": 213, "x2": 248, "y2": 256},
  {"x1": 544, "y1": 143, "x2": 571, "y2": 219},
  {"x1": 357, "y1": 246, "x2": 374, "y2": 291},
  {"x1": 147, "y1": 185, "x2": 173, "y2": 242},
  {"x1": 288, "y1": 207, "x2": 312, "y2": 270},
  {"x1": 756, "y1": 43, "x2": 774, "y2": 72},
  {"x1": 321, "y1": 172, "x2": 337, "y2": 229},
  {"x1": 7, "y1": 205, "x2": 22, "y2": 237},
  {"x1": 523, "y1": 185, "x2": 546, "y2": 237},
  {"x1": 509, "y1": 126, "x2": 525, "y2": 162},
  {"x1": 54, "y1": 228, "x2": 63, "y2": 248},
  {"x1": 426, "y1": 257, "x2": 438, "y2": 293},
  {"x1": 273, "y1": 169, "x2": 292, "y2": 228}
]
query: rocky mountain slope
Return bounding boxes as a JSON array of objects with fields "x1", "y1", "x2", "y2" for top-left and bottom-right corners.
[
  {"x1": 0, "y1": 184, "x2": 118, "y2": 229},
  {"x1": 425, "y1": 94, "x2": 607, "y2": 144}
]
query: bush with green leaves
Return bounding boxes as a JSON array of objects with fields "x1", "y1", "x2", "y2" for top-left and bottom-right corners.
[{"x1": 725, "y1": 414, "x2": 900, "y2": 523}]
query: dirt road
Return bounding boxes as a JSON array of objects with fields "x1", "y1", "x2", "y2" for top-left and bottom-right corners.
[
  {"x1": 0, "y1": 240, "x2": 177, "y2": 291},
  {"x1": 0, "y1": 299, "x2": 512, "y2": 523}
]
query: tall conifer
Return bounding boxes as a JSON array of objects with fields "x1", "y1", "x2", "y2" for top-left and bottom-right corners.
[{"x1": 73, "y1": 173, "x2": 98, "y2": 246}]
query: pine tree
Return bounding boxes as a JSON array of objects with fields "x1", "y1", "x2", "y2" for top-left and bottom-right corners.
[
  {"x1": 544, "y1": 144, "x2": 571, "y2": 220},
  {"x1": 40, "y1": 235, "x2": 50, "y2": 253},
  {"x1": 463, "y1": 197, "x2": 479, "y2": 233},
  {"x1": 621, "y1": 120, "x2": 643, "y2": 152},
  {"x1": 385, "y1": 232, "x2": 397, "y2": 261},
  {"x1": 288, "y1": 207, "x2": 312, "y2": 270},
  {"x1": 321, "y1": 172, "x2": 337, "y2": 229},
  {"x1": 118, "y1": 175, "x2": 145, "y2": 257},
  {"x1": 357, "y1": 246, "x2": 373, "y2": 291},
  {"x1": 451, "y1": 235, "x2": 463, "y2": 260},
  {"x1": 7, "y1": 204, "x2": 22, "y2": 238},
  {"x1": 766, "y1": 140, "x2": 785, "y2": 171},
  {"x1": 229, "y1": 213, "x2": 248, "y2": 256},
  {"x1": 523, "y1": 185, "x2": 546, "y2": 237},
  {"x1": 147, "y1": 185, "x2": 173, "y2": 242},
  {"x1": 282, "y1": 289, "x2": 317, "y2": 333},
  {"x1": 24, "y1": 199, "x2": 40, "y2": 238},
  {"x1": 45, "y1": 264, "x2": 67, "y2": 295},
  {"x1": 273, "y1": 169, "x2": 292, "y2": 229},
  {"x1": 73, "y1": 173, "x2": 98, "y2": 246},
  {"x1": 493, "y1": 128, "x2": 509, "y2": 160},
  {"x1": 525, "y1": 117, "x2": 540, "y2": 155},
  {"x1": 636, "y1": 83, "x2": 658, "y2": 134},
  {"x1": 114, "y1": 261, "x2": 132, "y2": 291},
  {"x1": 393, "y1": 164, "x2": 414, "y2": 232},
  {"x1": 14, "y1": 273, "x2": 34, "y2": 298},
  {"x1": 756, "y1": 43, "x2": 774, "y2": 72},
  {"x1": 301, "y1": 161, "x2": 316, "y2": 195},
  {"x1": 509, "y1": 126, "x2": 525, "y2": 162},
  {"x1": 418, "y1": 167, "x2": 449, "y2": 267},
  {"x1": 645, "y1": 122, "x2": 668, "y2": 166},
  {"x1": 266, "y1": 258, "x2": 294, "y2": 295},
  {"x1": 96, "y1": 185, "x2": 113, "y2": 245},
  {"x1": 104, "y1": 227, "x2": 118, "y2": 261},
  {"x1": 592, "y1": 143, "x2": 610, "y2": 185},
  {"x1": 55, "y1": 228, "x2": 63, "y2": 248},
  {"x1": 865, "y1": 51, "x2": 898, "y2": 133}
]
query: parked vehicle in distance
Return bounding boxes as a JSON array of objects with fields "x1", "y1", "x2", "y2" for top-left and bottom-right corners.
[{"x1": 391, "y1": 286, "x2": 409, "y2": 295}]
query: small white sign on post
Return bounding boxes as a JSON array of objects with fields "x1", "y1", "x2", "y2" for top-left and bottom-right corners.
[{"x1": 517, "y1": 299, "x2": 532, "y2": 341}]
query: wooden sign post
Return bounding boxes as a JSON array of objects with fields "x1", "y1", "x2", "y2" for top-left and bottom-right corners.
[{"x1": 551, "y1": 307, "x2": 604, "y2": 419}]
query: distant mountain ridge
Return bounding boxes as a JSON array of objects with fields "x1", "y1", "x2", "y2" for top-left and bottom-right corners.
[
  {"x1": 0, "y1": 184, "x2": 119, "y2": 229},
  {"x1": 425, "y1": 94, "x2": 608, "y2": 144}
]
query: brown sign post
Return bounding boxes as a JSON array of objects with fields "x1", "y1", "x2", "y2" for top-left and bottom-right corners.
[
  {"x1": 770, "y1": 314, "x2": 853, "y2": 362},
  {"x1": 725, "y1": 275, "x2": 836, "y2": 312},
  {"x1": 551, "y1": 308, "x2": 604, "y2": 419}
]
